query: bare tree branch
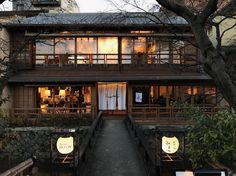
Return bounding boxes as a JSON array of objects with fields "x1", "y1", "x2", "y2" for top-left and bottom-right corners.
[
  {"x1": 218, "y1": 0, "x2": 236, "y2": 16},
  {"x1": 155, "y1": 0, "x2": 193, "y2": 20},
  {"x1": 200, "y1": 0, "x2": 219, "y2": 23}
]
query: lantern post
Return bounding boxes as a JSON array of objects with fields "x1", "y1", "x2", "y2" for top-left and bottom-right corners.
[
  {"x1": 50, "y1": 128, "x2": 79, "y2": 176},
  {"x1": 155, "y1": 125, "x2": 186, "y2": 176}
]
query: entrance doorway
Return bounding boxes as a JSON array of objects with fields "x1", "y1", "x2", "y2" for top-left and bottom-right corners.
[{"x1": 98, "y1": 82, "x2": 127, "y2": 111}]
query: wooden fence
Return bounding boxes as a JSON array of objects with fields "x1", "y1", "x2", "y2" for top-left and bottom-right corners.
[
  {"x1": 5, "y1": 107, "x2": 95, "y2": 119},
  {"x1": 129, "y1": 106, "x2": 221, "y2": 124}
]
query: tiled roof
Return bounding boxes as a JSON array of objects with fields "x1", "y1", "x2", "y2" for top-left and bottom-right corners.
[{"x1": 5, "y1": 12, "x2": 188, "y2": 27}]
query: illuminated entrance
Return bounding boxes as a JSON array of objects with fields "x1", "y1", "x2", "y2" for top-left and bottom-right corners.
[{"x1": 98, "y1": 82, "x2": 127, "y2": 110}]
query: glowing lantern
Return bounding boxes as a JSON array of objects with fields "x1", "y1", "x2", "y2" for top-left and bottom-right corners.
[
  {"x1": 59, "y1": 89, "x2": 65, "y2": 97},
  {"x1": 45, "y1": 90, "x2": 51, "y2": 97},
  {"x1": 193, "y1": 87, "x2": 198, "y2": 95},
  {"x1": 56, "y1": 136, "x2": 74, "y2": 154},
  {"x1": 162, "y1": 136, "x2": 180, "y2": 154}
]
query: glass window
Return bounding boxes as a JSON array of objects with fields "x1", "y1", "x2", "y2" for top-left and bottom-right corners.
[
  {"x1": 133, "y1": 37, "x2": 146, "y2": 65},
  {"x1": 149, "y1": 86, "x2": 173, "y2": 106},
  {"x1": 55, "y1": 38, "x2": 75, "y2": 54},
  {"x1": 98, "y1": 37, "x2": 118, "y2": 64},
  {"x1": 147, "y1": 37, "x2": 158, "y2": 64},
  {"x1": 77, "y1": 37, "x2": 97, "y2": 64},
  {"x1": 77, "y1": 37, "x2": 97, "y2": 54},
  {"x1": 172, "y1": 40, "x2": 184, "y2": 64},
  {"x1": 134, "y1": 37, "x2": 146, "y2": 53},
  {"x1": 98, "y1": 37, "x2": 118, "y2": 54},
  {"x1": 122, "y1": 37, "x2": 133, "y2": 64},
  {"x1": 38, "y1": 86, "x2": 92, "y2": 113},
  {"x1": 158, "y1": 42, "x2": 170, "y2": 64},
  {"x1": 122, "y1": 37, "x2": 133, "y2": 54},
  {"x1": 36, "y1": 39, "x2": 54, "y2": 54}
]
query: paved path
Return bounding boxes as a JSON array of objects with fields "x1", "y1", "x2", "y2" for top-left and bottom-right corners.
[{"x1": 83, "y1": 119, "x2": 146, "y2": 176}]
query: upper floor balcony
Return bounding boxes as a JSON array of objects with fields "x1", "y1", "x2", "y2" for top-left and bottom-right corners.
[
  {"x1": 34, "y1": 53, "x2": 198, "y2": 67},
  {"x1": 14, "y1": 36, "x2": 200, "y2": 72},
  {"x1": 32, "y1": 0, "x2": 61, "y2": 7}
]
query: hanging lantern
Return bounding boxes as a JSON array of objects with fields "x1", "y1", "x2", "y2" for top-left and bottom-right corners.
[{"x1": 162, "y1": 136, "x2": 180, "y2": 154}]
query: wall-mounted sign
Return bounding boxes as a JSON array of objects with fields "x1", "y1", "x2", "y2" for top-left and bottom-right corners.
[
  {"x1": 56, "y1": 136, "x2": 74, "y2": 154},
  {"x1": 162, "y1": 136, "x2": 179, "y2": 154},
  {"x1": 135, "y1": 92, "x2": 142, "y2": 103}
]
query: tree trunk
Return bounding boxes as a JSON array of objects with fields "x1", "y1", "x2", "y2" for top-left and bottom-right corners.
[
  {"x1": 155, "y1": 0, "x2": 236, "y2": 110},
  {"x1": 190, "y1": 20, "x2": 236, "y2": 110}
]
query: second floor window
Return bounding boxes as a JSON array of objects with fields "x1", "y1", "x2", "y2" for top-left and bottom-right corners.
[{"x1": 34, "y1": 36, "x2": 198, "y2": 66}]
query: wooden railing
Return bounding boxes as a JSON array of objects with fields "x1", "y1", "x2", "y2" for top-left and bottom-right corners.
[
  {"x1": 0, "y1": 159, "x2": 34, "y2": 176},
  {"x1": 34, "y1": 53, "x2": 198, "y2": 67},
  {"x1": 7, "y1": 107, "x2": 95, "y2": 119},
  {"x1": 79, "y1": 111, "x2": 103, "y2": 161},
  {"x1": 125, "y1": 114, "x2": 158, "y2": 176},
  {"x1": 129, "y1": 106, "x2": 221, "y2": 124}
]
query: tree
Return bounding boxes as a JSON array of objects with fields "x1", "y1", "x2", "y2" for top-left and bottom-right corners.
[
  {"x1": 0, "y1": 1, "x2": 43, "y2": 107},
  {"x1": 110, "y1": 0, "x2": 236, "y2": 109},
  {"x1": 185, "y1": 106, "x2": 236, "y2": 170},
  {"x1": 154, "y1": 0, "x2": 236, "y2": 110}
]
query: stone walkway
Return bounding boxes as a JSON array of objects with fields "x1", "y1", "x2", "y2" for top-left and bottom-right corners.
[{"x1": 83, "y1": 119, "x2": 146, "y2": 176}]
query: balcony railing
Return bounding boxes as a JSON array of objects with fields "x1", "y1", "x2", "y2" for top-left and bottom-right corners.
[
  {"x1": 129, "y1": 106, "x2": 221, "y2": 124},
  {"x1": 34, "y1": 53, "x2": 198, "y2": 67}
]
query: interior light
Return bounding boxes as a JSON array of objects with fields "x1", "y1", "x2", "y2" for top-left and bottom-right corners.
[
  {"x1": 59, "y1": 89, "x2": 65, "y2": 97},
  {"x1": 45, "y1": 90, "x2": 51, "y2": 97}
]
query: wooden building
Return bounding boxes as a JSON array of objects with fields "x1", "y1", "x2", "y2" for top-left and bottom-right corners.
[
  {"x1": 13, "y1": 0, "x2": 80, "y2": 13},
  {"x1": 3, "y1": 12, "x2": 219, "y2": 119}
]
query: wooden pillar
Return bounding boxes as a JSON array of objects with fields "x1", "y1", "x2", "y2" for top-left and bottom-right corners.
[
  {"x1": 91, "y1": 85, "x2": 97, "y2": 115},
  {"x1": 118, "y1": 36, "x2": 122, "y2": 70},
  {"x1": 127, "y1": 84, "x2": 133, "y2": 112}
]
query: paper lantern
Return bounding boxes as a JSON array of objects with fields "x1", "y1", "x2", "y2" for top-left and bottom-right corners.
[
  {"x1": 56, "y1": 136, "x2": 74, "y2": 154},
  {"x1": 162, "y1": 136, "x2": 180, "y2": 154}
]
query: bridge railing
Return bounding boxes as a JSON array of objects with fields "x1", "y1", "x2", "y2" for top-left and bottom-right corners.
[
  {"x1": 125, "y1": 114, "x2": 158, "y2": 176},
  {"x1": 0, "y1": 159, "x2": 34, "y2": 176},
  {"x1": 79, "y1": 111, "x2": 103, "y2": 161}
]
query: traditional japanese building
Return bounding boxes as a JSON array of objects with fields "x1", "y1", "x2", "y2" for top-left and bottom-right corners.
[
  {"x1": 3, "y1": 12, "x2": 219, "y2": 119},
  {"x1": 12, "y1": 0, "x2": 80, "y2": 13}
]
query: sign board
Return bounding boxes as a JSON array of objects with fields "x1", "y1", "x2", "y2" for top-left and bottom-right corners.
[
  {"x1": 56, "y1": 136, "x2": 74, "y2": 154},
  {"x1": 135, "y1": 92, "x2": 142, "y2": 103},
  {"x1": 162, "y1": 136, "x2": 179, "y2": 154}
]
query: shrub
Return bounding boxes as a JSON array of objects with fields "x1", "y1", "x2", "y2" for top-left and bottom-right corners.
[{"x1": 186, "y1": 107, "x2": 236, "y2": 171}]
